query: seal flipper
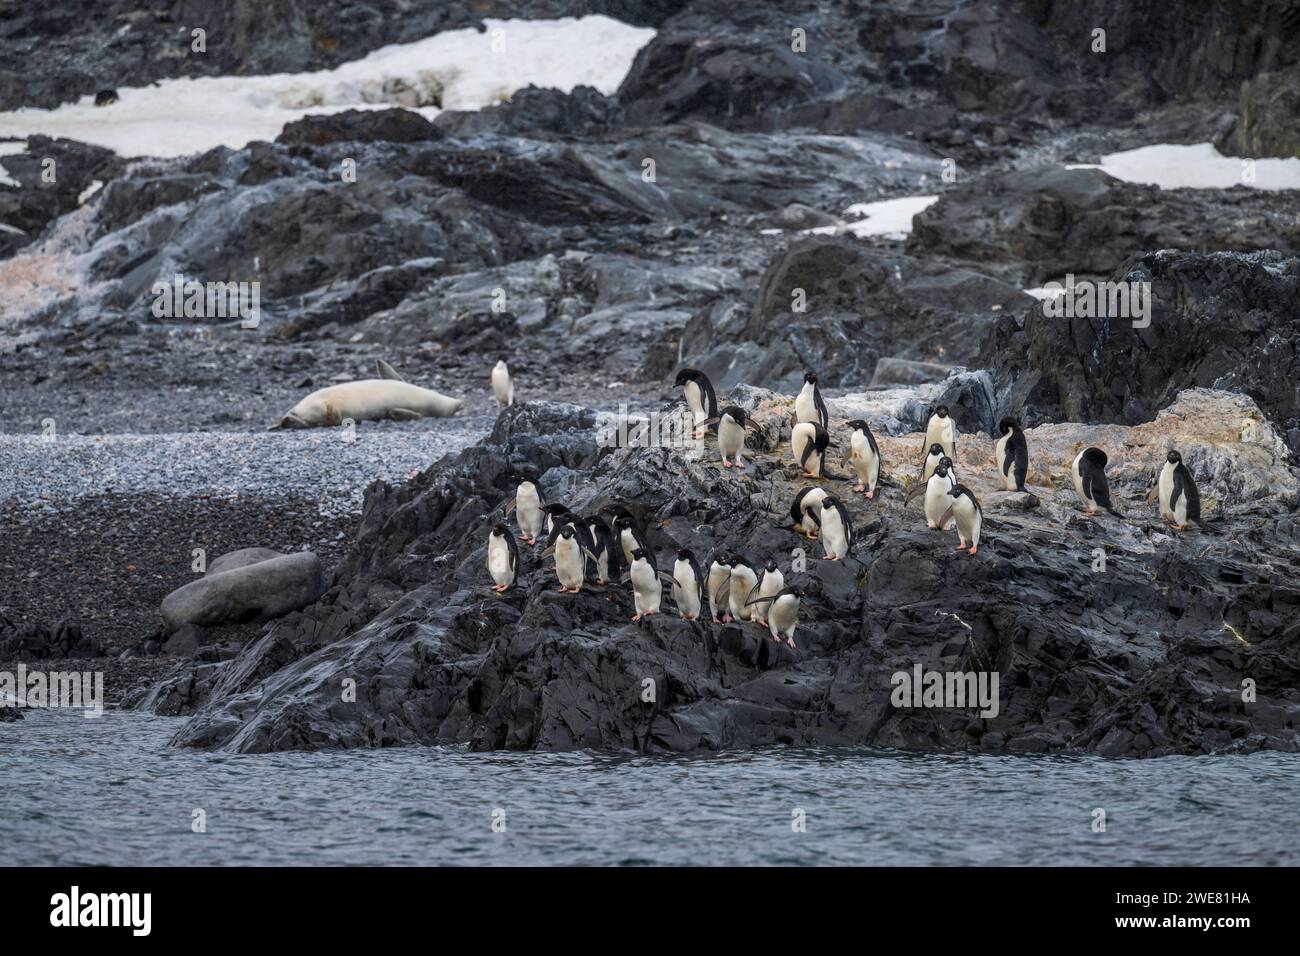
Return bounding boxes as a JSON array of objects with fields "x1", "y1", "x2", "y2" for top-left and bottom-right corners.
[
  {"x1": 389, "y1": 407, "x2": 422, "y2": 421},
  {"x1": 270, "y1": 413, "x2": 309, "y2": 430},
  {"x1": 376, "y1": 359, "x2": 405, "y2": 382}
]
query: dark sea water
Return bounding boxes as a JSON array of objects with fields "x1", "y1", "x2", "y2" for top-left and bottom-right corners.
[{"x1": 3, "y1": 710, "x2": 1296, "y2": 866}]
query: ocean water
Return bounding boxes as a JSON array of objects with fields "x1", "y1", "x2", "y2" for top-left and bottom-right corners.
[{"x1": 2, "y1": 710, "x2": 1296, "y2": 866}]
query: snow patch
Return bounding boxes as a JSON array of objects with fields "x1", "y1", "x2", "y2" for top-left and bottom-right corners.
[
  {"x1": 1069, "y1": 143, "x2": 1300, "y2": 191},
  {"x1": 0, "y1": 16, "x2": 655, "y2": 159}
]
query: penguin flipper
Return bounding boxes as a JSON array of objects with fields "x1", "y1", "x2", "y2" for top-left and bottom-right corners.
[{"x1": 937, "y1": 506, "x2": 955, "y2": 528}]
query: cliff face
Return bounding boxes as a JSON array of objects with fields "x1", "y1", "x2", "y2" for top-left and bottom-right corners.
[{"x1": 147, "y1": 386, "x2": 1300, "y2": 756}]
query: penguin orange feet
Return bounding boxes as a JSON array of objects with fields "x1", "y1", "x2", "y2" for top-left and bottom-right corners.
[
  {"x1": 722, "y1": 459, "x2": 733, "y2": 468},
  {"x1": 854, "y1": 484, "x2": 865, "y2": 493},
  {"x1": 968, "y1": 546, "x2": 978, "y2": 555},
  {"x1": 866, "y1": 489, "x2": 876, "y2": 500}
]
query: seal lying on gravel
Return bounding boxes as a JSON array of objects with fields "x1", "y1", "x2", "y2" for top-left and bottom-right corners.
[{"x1": 272, "y1": 360, "x2": 463, "y2": 428}]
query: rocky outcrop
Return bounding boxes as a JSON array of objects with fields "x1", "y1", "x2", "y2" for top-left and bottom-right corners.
[
  {"x1": 0, "y1": 615, "x2": 104, "y2": 660},
  {"x1": 1218, "y1": 71, "x2": 1300, "y2": 160},
  {"x1": 908, "y1": 166, "x2": 1300, "y2": 286},
  {"x1": 152, "y1": 389, "x2": 1300, "y2": 756},
  {"x1": 0, "y1": 136, "x2": 123, "y2": 258},
  {"x1": 980, "y1": 250, "x2": 1300, "y2": 453}
]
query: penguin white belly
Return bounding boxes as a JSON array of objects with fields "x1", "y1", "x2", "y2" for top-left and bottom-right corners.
[
  {"x1": 707, "y1": 566, "x2": 730, "y2": 621},
  {"x1": 718, "y1": 416, "x2": 745, "y2": 463},
  {"x1": 672, "y1": 561, "x2": 701, "y2": 620},
  {"x1": 595, "y1": 547, "x2": 611, "y2": 584},
  {"x1": 517, "y1": 488, "x2": 544, "y2": 539},
  {"x1": 488, "y1": 538, "x2": 514, "y2": 587},
  {"x1": 924, "y1": 477, "x2": 951, "y2": 529},
  {"x1": 1071, "y1": 451, "x2": 1093, "y2": 507},
  {"x1": 953, "y1": 498, "x2": 981, "y2": 548},
  {"x1": 795, "y1": 387, "x2": 817, "y2": 424},
  {"x1": 995, "y1": 433, "x2": 1015, "y2": 490},
  {"x1": 729, "y1": 569, "x2": 758, "y2": 621},
  {"x1": 922, "y1": 452, "x2": 942, "y2": 481},
  {"x1": 492, "y1": 365, "x2": 513, "y2": 406},
  {"x1": 821, "y1": 509, "x2": 849, "y2": 559},
  {"x1": 755, "y1": 570, "x2": 784, "y2": 622},
  {"x1": 684, "y1": 381, "x2": 705, "y2": 425},
  {"x1": 555, "y1": 538, "x2": 585, "y2": 590},
  {"x1": 850, "y1": 433, "x2": 878, "y2": 490},
  {"x1": 1158, "y1": 463, "x2": 1183, "y2": 523},
  {"x1": 792, "y1": 424, "x2": 812, "y2": 469},
  {"x1": 769, "y1": 594, "x2": 799, "y2": 643},
  {"x1": 801, "y1": 488, "x2": 828, "y2": 534},
  {"x1": 619, "y1": 528, "x2": 638, "y2": 565},
  {"x1": 631, "y1": 561, "x2": 662, "y2": 617}
]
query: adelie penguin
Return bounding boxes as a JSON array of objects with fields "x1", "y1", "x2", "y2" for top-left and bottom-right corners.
[
  {"x1": 605, "y1": 505, "x2": 650, "y2": 567},
  {"x1": 920, "y1": 442, "x2": 950, "y2": 483},
  {"x1": 750, "y1": 559, "x2": 785, "y2": 627},
  {"x1": 994, "y1": 418, "x2": 1029, "y2": 492},
  {"x1": 486, "y1": 523, "x2": 520, "y2": 592},
  {"x1": 940, "y1": 485, "x2": 983, "y2": 555},
  {"x1": 1072, "y1": 447, "x2": 1121, "y2": 517},
  {"x1": 624, "y1": 548, "x2": 668, "y2": 621},
  {"x1": 700, "y1": 406, "x2": 749, "y2": 469},
  {"x1": 794, "y1": 371, "x2": 829, "y2": 430},
  {"x1": 507, "y1": 477, "x2": 544, "y2": 544},
  {"x1": 792, "y1": 421, "x2": 833, "y2": 478},
  {"x1": 491, "y1": 359, "x2": 514, "y2": 407},
  {"x1": 585, "y1": 513, "x2": 622, "y2": 584},
  {"x1": 818, "y1": 496, "x2": 853, "y2": 560},
  {"x1": 1154, "y1": 449, "x2": 1205, "y2": 532},
  {"x1": 789, "y1": 486, "x2": 828, "y2": 539},
  {"x1": 542, "y1": 502, "x2": 573, "y2": 539},
  {"x1": 910, "y1": 460, "x2": 957, "y2": 530},
  {"x1": 844, "y1": 419, "x2": 881, "y2": 498},
  {"x1": 726, "y1": 555, "x2": 759, "y2": 622},
  {"x1": 670, "y1": 548, "x2": 704, "y2": 621},
  {"x1": 547, "y1": 526, "x2": 585, "y2": 593},
  {"x1": 543, "y1": 510, "x2": 596, "y2": 576},
  {"x1": 924, "y1": 405, "x2": 956, "y2": 459},
  {"x1": 675, "y1": 368, "x2": 718, "y2": 438},
  {"x1": 706, "y1": 552, "x2": 732, "y2": 623},
  {"x1": 747, "y1": 586, "x2": 801, "y2": 648}
]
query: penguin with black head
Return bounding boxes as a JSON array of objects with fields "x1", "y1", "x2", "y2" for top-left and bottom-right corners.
[
  {"x1": 994, "y1": 418, "x2": 1029, "y2": 492},
  {"x1": 795, "y1": 371, "x2": 829, "y2": 430},
  {"x1": 675, "y1": 368, "x2": 719, "y2": 438}
]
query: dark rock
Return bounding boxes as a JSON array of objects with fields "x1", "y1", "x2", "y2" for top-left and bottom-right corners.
[
  {"x1": 162, "y1": 625, "x2": 205, "y2": 658},
  {"x1": 277, "y1": 108, "x2": 441, "y2": 146},
  {"x1": 434, "y1": 85, "x2": 623, "y2": 138},
  {"x1": 160, "y1": 552, "x2": 325, "y2": 632},
  {"x1": 0, "y1": 136, "x2": 124, "y2": 258},
  {"x1": 1218, "y1": 71, "x2": 1300, "y2": 159}
]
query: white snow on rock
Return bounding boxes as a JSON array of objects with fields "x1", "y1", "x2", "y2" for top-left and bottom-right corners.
[
  {"x1": 760, "y1": 195, "x2": 940, "y2": 240},
  {"x1": 0, "y1": 139, "x2": 25, "y2": 187},
  {"x1": 0, "y1": 16, "x2": 655, "y2": 159},
  {"x1": 1069, "y1": 143, "x2": 1300, "y2": 191}
]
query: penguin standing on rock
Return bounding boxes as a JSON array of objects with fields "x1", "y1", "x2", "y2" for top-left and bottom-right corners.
[
  {"x1": 924, "y1": 405, "x2": 956, "y2": 459},
  {"x1": 994, "y1": 418, "x2": 1029, "y2": 492},
  {"x1": 701, "y1": 405, "x2": 749, "y2": 469},
  {"x1": 920, "y1": 443, "x2": 949, "y2": 483},
  {"x1": 818, "y1": 496, "x2": 853, "y2": 560},
  {"x1": 506, "y1": 478, "x2": 545, "y2": 544},
  {"x1": 491, "y1": 360, "x2": 514, "y2": 407},
  {"x1": 1155, "y1": 449, "x2": 1204, "y2": 532},
  {"x1": 625, "y1": 549, "x2": 665, "y2": 621},
  {"x1": 794, "y1": 371, "x2": 829, "y2": 430},
  {"x1": 546, "y1": 526, "x2": 586, "y2": 593},
  {"x1": 671, "y1": 549, "x2": 704, "y2": 621},
  {"x1": 751, "y1": 559, "x2": 785, "y2": 626},
  {"x1": 605, "y1": 506, "x2": 651, "y2": 567},
  {"x1": 727, "y1": 555, "x2": 759, "y2": 622},
  {"x1": 706, "y1": 552, "x2": 732, "y2": 623},
  {"x1": 747, "y1": 586, "x2": 801, "y2": 648},
  {"x1": 844, "y1": 419, "x2": 881, "y2": 498},
  {"x1": 585, "y1": 513, "x2": 622, "y2": 584},
  {"x1": 911, "y1": 460, "x2": 957, "y2": 530},
  {"x1": 486, "y1": 523, "x2": 520, "y2": 592},
  {"x1": 790, "y1": 486, "x2": 829, "y2": 539},
  {"x1": 940, "y1": 485, "x2": 983, "y2": 555},
  {"x1": 675, "y1": 368, "x2": 719, "y2": 438},
  {"x1": 792, "y1": 421, "x2": 833, "y2": 478},
  {"x1": 1072, "y1": 447, "x2": 1121, "y2": 517}
]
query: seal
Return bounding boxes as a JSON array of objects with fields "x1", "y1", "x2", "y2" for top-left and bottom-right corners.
[{"x1": 272, "y1": 360, "x2": 463, "y2": 428}]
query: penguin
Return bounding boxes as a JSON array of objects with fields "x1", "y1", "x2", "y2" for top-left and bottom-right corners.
[
  {"x1": 1156, "y1": 449, "x2": 1202, "y2": 531},
  {"x1": 920, "y1": 442, "x2": 949, "y2": 483},
  {"x1": 706, "y1": 552, "x2": 732, "y2": 623},
  {"x1": 994, "y1": 417, "x2": 1029, "y2": 492},
  {"x1": 794, "y1": 371, "x2": 829, "y2": 430},
  {"x1": 704, "y1": 405, "x2": 748, "y2": 469},
  {"x1": 924, "y1": 405, "x2": 956, "y2": 459},
  {"x1": 922, "y1": 461, "x2": 956, "y2": 529},
  {"x1": 671, "y1": 548, "x2": 704, "y2": 621},
  {"x1": 626, "y1": 548, "x2": 664, "y2": 621},
  {"x1": 486, "y1": 523, "x2": 520, "y2": 592},
  {"x1": 790, "y1": 486, "x2": 829, "y2": 539},
  {"x1": 508, "y1": 478, "x2": 544, "y2": 544},
  {"x1": 1072, "y1": 447, "x2": 1121, "y2": 517},
  {"x1": 792, "y1": 421, "x2": 833, "y2": 477},
  {"x1": 844, "y1": 419, "x2": 881, "y2": 498},
  {"x1": 584, "y1": 513, "x2": 622, "y2": 583},
  {"x1": 491, "y1": 359, "x2": 514, "y2": 407},
  {"x1": 542, "y1": 502, "x2": 574, "y2": 539},
  {"x1": 747, "y1": 585, "x2": 801, "y2": 648},
  {"x1": 940, "y1": 484, "x2": 983, "y2": 555},
  {"x1": 544, "y1": 510, "x2": 596, "y2": 574},
  {"x1": 727, "y1": 555, "x2": 759, "y2": 622},
  {"x1": 548, "y1": 526, "x2": 585, "y2": 593},
  {"x1": 675, "y1": 368, "x2": 719, "y2": 438},
  {"x1": 605, "y1": 506, "x2": 651, "y2": 567},
  {"x1": 818, "y1": 496, "x2": 853, "y2": 560},
  {"x1": 751, "y1": 559, "x2": 785, "y2": 627}
]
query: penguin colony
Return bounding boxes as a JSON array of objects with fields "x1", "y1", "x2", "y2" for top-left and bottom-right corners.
[{"x1": 484, "y1": 365, "x2": 1213, "y2": 649}]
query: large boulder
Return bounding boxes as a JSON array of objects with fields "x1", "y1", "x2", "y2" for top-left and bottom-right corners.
[
  {"x1": 980, "y1": 249, "x2": 1300, "y2": 451},
  {"x1": 160, "y1": 551, "x2": 325, "y2": 632},
  {"x1": 1218, "y1": 71, "x2": 1300, "y2": 160}
]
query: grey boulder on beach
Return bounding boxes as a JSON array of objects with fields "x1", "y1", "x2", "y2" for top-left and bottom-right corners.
[{"x1": 160, "y1": 550, "x2": 325, "y2": 632}]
